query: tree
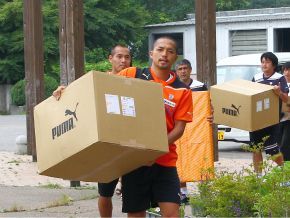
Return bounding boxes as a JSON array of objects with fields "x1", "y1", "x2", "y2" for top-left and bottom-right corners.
[
  {"x1": 216, "y1": 0, "x2": 250, "y2": 11},
  {"x1": 0, "y1": 0, "x2": 149, "y2": 84},
  {"x1": 83, "y1": 0, "x2": 149, "y2": 62}
]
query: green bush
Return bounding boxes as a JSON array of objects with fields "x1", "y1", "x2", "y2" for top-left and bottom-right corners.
[
  {"x1": 190, "y1": 140, "x2": 290, "y2": 217},
  {"x1": 11, "y1": 76, "x2": 59, "y2": 106},
  {"x1": 85, "y1": 59, "x2": 149, "y2": 73},
  {"x1": 11, "y1": 79, "x2": 26, "y2": 106}
]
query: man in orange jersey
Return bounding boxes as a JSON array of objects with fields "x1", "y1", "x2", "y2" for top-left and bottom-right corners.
[
  {"x1": 118, "y1": 37, "x2": 193, "y2": 217},
  {"x1": 176, "y1": 59, "x2": 214, "y2": 205},
  {"x1": 53, "y1": 44, "x2": 131, "y2": 218},
  {"x1": 53, "y1": 38, "x2": 193, "y2": 217}
]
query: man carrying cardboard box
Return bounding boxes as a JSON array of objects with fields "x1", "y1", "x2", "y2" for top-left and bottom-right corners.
[
  {"x1": 175, "y1": 59, "x2": 214, "y2": 205},
  {"x1": 53, "y1": 44, "x2": 131, "y2": 218},
  {"x1": 117, "y1": 37, "x2": 193, "y2": 217},
  {"x1": 53, "y1": 37, "x2": 193, "y2": 217},
  {"x1": 98, "y1": 44, "x2": 131, "y2": 217},
  {"x1": 250, "y1": 52, "x2": 289, "y2": 173}
]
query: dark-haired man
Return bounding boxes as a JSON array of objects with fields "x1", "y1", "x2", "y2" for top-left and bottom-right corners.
[
  {"x1": 53, "y1": 38, "x2": 193, "y2": 217},
  {"x1": 176, "y1": 59, "x2": 214, "y2": 204},
  {"x1": 119, "y1": 37, "x2": 193, "y2": 217},
  {"x1": 107, "y1": 44, "x2": 131, "y2": 74},
  {"x1": 250, "y1": 52, "x2": 289, "y2": 173},
  {"x1": 53, "y1": 44, "x2": 131, "y2": 218}
]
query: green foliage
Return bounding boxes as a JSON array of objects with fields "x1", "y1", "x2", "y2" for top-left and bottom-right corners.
[
  {"x1": 190, "y1": 139, "x2": 290, "y2": 217},
  {"x1": 38, "y1": 183, "x2": 63, "y2": 189},
  {"x1": 2, "y1": 0, "x2": 290, "y2": 85},
  {"x1": 85, "y1": 59, "x2": 149, "y2": 73},
  {"x1": 11, "y1": 79, "x2": 25, "y2": 106},
  {"x1": 0, "y1": 0, "x2": 24, "y2": 84},
  {"x1": 0, "y1": 109, "x2": 9, "y2": 115},
  {"x1": 11, "y1": 75, "x2": 59, "y2": 106},
  {"x1": 216, "y1": 0, "x2": 250, "y2": 11}
]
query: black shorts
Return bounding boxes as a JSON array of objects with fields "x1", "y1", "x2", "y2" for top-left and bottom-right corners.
[
  {"x1": 249, "y1": 124, "x2": 280, "y2": 155},
  {"x1": 98, "y1": 178, "x2": 119, "y2": 197},
  {"x1": 122, "y1": 163, "x2": 180, "y2": 213}
]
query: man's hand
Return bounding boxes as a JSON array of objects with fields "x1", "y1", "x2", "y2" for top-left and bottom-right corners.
[
  {"x1": 273, "y1": 82, "x2": 282, "y2": 95},
  {"x1": 206, "y1": 109, "x2": 214, "y2": 124},
  {"x1": 273, "y1": 82, "x2": 288, "y2": 103},
  {"x1": 52, "y1": 86, "x2": 66, "y2": 100}
]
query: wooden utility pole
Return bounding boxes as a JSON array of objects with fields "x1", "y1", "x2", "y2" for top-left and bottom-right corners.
[
  {"x1": 23, "y1": 0, "x2": 45, "y2": 161},
  {"x1": 195, "y1": 0, "x2": 218, "y2": 161},
  {"x1": 58, "y1": 0, "x2": 85, "y2": 86},
  {"x1": 58, "y1": 0, "x2": 85, "y2": 187}
]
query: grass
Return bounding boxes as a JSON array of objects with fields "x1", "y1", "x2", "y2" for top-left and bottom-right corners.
[
  {"x1": 74, "y1": 185, "x2": 98, "y2": 190},
  {"x1": 3, "y1": 204, "x2": 24, "y2": 213},
  {"x1": 80, "y1": 194, "x2": 99, "y2": 200},
  {"x1": 46, "y1": 195, "x2": 73, "y2": 208},
  {"x1": 38, "y1": 183, "x2": 63, "y2": 189},
  {"x1": 7, "y1": 160, "x2": 21, "y2": 165},
  {"x1": 0, "y1": 110, "x2": 9, "y2": 115}
]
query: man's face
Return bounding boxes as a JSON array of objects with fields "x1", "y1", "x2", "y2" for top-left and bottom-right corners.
[
  {"x1": 284, "y1": 68, "x2": 290, "y2": 82},
  {"x1": 261, "y1": 57, "x2": 276, "y2": 74},
  {"x1": 150, "y1": 38, "x2": 178, "y2": 70},
  {"x1": 109, "y1": 46, "x2": 131, "y2": 74},
  {"x1": 176, "y1": 64, "x2": 192, "y2": 81}
]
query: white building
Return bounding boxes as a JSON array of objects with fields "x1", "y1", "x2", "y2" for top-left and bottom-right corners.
[{"x1": 144, "y1": 7, "x2": 290, "y2": 74}]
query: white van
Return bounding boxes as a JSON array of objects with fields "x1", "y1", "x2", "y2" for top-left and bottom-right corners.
[{"x1": 216, "y1": 52, "x2": 290, "y2": 143}]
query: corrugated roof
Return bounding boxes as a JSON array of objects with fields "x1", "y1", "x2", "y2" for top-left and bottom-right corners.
[{"x1": 143, "y1": 7, "x2": 290, "y2": 28}]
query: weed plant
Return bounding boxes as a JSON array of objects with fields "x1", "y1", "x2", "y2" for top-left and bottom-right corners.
[{"x1": 190, "y1": 138, "x2": 290, "y2": 217}]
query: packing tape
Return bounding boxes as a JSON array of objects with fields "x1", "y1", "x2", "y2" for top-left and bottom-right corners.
[
  {"x1": 120, "y1": 139, "x2": 146, "y2": 149},
  {"x1": 113, "y1": 74, "x2": 132, "y2": 85},
  {"x1": 226, "y1": 82, "x2": 273, "y2": 92}
]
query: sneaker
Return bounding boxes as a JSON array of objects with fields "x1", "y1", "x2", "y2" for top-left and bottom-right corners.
[{"x1": 180, "y1": 194, "x2": 190, "y2": 205}]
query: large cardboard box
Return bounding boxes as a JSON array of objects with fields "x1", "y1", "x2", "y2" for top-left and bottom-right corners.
[
  {"x1": 211, "y1": 79, "x2": 279, "y2": 132},
  {"x1": 34, "y1": 70, "x2": 169, "y2": 183}
]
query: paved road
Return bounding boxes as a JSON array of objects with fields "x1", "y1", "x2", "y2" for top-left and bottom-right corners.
[
  {"x1": 0, "y1": 115, "x2": 26, "y2": 152},
  {"x1": 0, "y1": 114, "x2": 252, "y2": 159}
]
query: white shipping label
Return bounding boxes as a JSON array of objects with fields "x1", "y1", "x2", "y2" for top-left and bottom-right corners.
[
  {"x1": 256, "y1": 101, "x2": 262, "y2": 112},
  {"x1": 121, "y1": 96, "x2": 136, "y2": 117},
  {"x1": 105, "y1": 94, "x2": 121, "y2": 115},
  {"x1": 264, "y1": 98, "x2": 270, "y2": 109}
]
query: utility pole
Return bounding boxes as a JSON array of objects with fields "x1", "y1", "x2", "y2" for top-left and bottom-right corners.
[
  {"x1": 23, "y1": 0, "x2": 45, "y2": 162},
  {"x1": 58, "y1": 0, "x2": 85, "y2": 187},
  {"x1": 195, "y1": 0, "x2": 218, "y2": 161}
]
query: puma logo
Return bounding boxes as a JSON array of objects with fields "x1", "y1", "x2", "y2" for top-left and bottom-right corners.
[
  {"x1": 222, "y1": 104, "x2": 241, "y2": 117},
  {"x1": 65, "y1": 103, "x2": 79, "y2": 121},
  {"x1": 187, "y1": 112, "x2": 193, "y2": 117},
  {"x1": 231, "y1": 104, "x2": 241, "y2": 115},
  {"x1": 142, "y1": 73, "x2": 150, "y2": 80}
]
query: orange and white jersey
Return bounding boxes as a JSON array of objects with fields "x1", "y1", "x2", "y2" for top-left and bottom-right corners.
[{"x1": 118, "y1": 67, "x2": 193, "y2": 167}]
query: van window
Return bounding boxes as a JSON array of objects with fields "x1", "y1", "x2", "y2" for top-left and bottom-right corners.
[{"x1": 217, "y1": 65, "x2": 262, "y2": 84}]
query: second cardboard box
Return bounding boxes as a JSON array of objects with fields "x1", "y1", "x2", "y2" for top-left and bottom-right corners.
[{"x1": 211, "y1": 79, "x2": 279, "y2": 132}]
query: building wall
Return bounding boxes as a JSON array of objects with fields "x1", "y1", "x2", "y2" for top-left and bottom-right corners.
[
  {"x1": 147, "y1": 13, "x2": 290, "y2": 75},
  {"x1": 0, "y1": 85, "x2": 12, "y2": 112}
]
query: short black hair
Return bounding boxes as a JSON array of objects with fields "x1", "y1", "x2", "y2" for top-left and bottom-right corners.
[
  {"x1": 110, "y1": 44, "x2": 130, "y2": 56},
  {"x1": 152, "y1": 36, "x2": 178, "y2": 54},
  {"x1": 261, "y1": 52, "x2": 278, "y2": 70},
  {"x1": 176, "y1": 59, "x2": 192, "y2": 69},
  {"x1": 282, "y1": 62, "x2": 290, "y2": 72}
]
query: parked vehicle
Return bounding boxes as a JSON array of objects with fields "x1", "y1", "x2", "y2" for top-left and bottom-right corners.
[{"x1": 216, "y1": 52, "x2": 290, "y2": 143}]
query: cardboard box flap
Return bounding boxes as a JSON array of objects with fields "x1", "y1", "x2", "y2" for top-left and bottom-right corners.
[{"x1": 212, "y1": 79, "x2": 274, "y2": 95}]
